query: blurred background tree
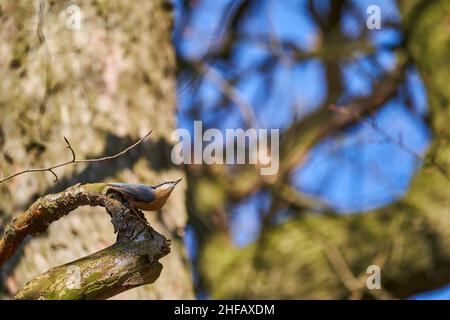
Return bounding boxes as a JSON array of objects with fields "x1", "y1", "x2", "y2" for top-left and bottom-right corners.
[
  {"x1": 1, "y1": 0, "x2": 450, "y2": 299},
  {"x1": 174, "y1": 0, "x2": 450, "y2": 299}
]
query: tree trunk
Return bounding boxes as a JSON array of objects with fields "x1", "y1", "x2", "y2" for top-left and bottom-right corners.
[{"x1": 0, "y1": 0, "x2": 193, "y2": 299}]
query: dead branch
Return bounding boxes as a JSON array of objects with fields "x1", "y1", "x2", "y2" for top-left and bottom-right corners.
[{"x1": 0, "y1": 130, "x2": 153, "y2": 184}]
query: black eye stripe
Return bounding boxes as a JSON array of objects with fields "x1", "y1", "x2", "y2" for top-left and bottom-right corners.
[{"x1": 153, "y1": 182, "x2": 170, "y2": 188}]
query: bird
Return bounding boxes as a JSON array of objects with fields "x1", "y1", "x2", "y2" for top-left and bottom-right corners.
[{"x1": 107, "y1": 179, "x2": 182, "y2": 211}]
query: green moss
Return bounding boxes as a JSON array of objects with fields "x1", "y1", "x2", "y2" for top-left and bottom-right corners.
[
  {"x1": 81, "y1": 183, "x2": 108, "y2": 194},
  {"x1": 45, "y1": 288, "x2": 85, "y2": 300},
  {"x1": 85, "y1": 272, "x2": 104, "y2": 284}
]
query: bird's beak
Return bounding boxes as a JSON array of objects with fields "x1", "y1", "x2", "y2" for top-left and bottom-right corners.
[{"x1": 172, "y1": 178, "x2": 183, "y2": 186}]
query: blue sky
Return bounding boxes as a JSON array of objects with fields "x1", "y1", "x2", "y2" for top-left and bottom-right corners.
[{"x1": 173, "y1": 0, "x2": 448, "y2": 299}]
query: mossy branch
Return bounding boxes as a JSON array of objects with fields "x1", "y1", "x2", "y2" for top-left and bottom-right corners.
[{"x1": 0, "y1": 183, "x2": 170, "y2": 299}]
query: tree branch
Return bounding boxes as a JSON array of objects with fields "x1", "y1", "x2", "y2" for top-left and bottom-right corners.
[
  {"x1": 196, "y1": 63, "x2": 257, "y2": 128},
  {"x1": 190, "y1": 64, "x2": 405, "y2": 210},
  {"x1": 0, "y1": 183, "x2": 170, "y2": 299}
]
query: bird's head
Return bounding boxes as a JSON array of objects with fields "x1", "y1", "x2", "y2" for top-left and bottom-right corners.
[{"x1": 152, "y1": 178, "x2": 183, "y2": 199}]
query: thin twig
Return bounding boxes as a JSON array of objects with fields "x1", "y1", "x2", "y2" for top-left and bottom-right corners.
[
  {"x1": 0, "y1": 130, "x2": 153, "y2": 184},
  {"x1": 64, "y1": 136, "x2": 76, "y2": 161},
  {"x1": 267, "y1": 0, "x2": 292, "y2": 67},
  {"x1": 198, "y1": 63, "x2": 258, "y2": 129},
  {"x1": 329, "y1": 104, "x2": 450, "y2": 181},
  {"x1": 48, "y1": 168, "x2": 60, "y2": 184}
]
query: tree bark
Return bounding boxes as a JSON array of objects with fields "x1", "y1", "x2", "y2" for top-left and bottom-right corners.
[{"x1": 0, "y1": 0, "x2": 193, "y2": 299}]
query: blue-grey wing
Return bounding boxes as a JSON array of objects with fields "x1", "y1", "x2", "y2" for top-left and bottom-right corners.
[{"x1": 107, "y1": 183, "x2": 155, "y2": 202}]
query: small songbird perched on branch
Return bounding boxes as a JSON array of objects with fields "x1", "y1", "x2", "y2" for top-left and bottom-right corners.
[{"x1": 107, "y1": 179, "x2": 182, "y2": 211}]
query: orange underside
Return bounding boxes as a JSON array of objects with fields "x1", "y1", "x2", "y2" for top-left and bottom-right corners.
[{"x1": 129, "y1": 197, "x2": 167, "y2": 211}]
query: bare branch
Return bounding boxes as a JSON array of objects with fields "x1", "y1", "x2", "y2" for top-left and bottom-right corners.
[
  {"x1": 197, "y1": 63, "x2": 258, "y2": 128},
  {"x1": 0, "y1": 130, "x2": 153, "y2": 184},
  {"x1": 328, "y1": 104, "x2": 450, "y2": 182},
  {"x1": 197, "y1": 65, "x2": 405, "y2": 205}
]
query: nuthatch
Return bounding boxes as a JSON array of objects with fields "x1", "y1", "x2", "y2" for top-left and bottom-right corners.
[{"x1": 107, "y1": 179, "x2": 182, "y2": 211}]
